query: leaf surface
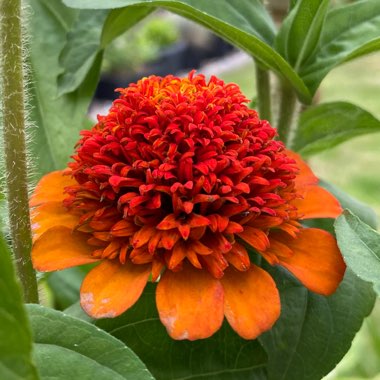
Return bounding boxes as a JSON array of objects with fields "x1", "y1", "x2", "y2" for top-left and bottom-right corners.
[
  {"x1": 301, "y1": 0, "x2": 380, "y2": 94},
  {"x1": 335, "y1": 210, "x2": 380, "y2": 295},
  {"x1": 27, "y1": 304, "x2": 154, "y2": 380},
  {"x1": 276, "y1": 0, "x2": 329, "y2": 70},
  {"x1": 259, "y1": 265, "x2": 375, "y2": 380},
  {"x1": 0, "y1": 237, "x2": 39, "y2": 380},
  {"x1": 57, "y1": 9, "x2": 109, "y2": 95},
  {"x1": 96, "y1": 283, "x2": 268, "y2": 380},
  {"x1": 294, "y1": 102, "x2": 380, "y2": 155},
  {"x1": 28, "y1": 0, "x2": 100, "y2": 175},
  {"x1": 47, "y1": 267, "x2": 86, "y2": 309},
  {"x1": 57, "y1": 6, "x2": 153, "y2": 95}
]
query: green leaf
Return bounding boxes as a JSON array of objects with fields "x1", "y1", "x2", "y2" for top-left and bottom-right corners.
[
  {"x1": 293, "y1": 102, "x2": 380, "y2": 156},
  {"x1": 276, "y1": 0, "x2": 329, "y2": 70},
  {"x1": 0, "y1": 237, "x2": 39, "y2": 380},
  {"x1": 96, "y1": 283, "x2": 267, "y2": 380},
  {"x1": 62, "y1": 0, "x2": 312, "y2": 103},
  {"x1": 334, "y1": 300, "x2": 380, "y2": 378},
  {"x1": 335, "y1": 210, "x2": 380, "y2": 295},
  {"x1": 100, "y1": 7, "x2": 154, "y2": 47},
  {"x1": 259, "y1": 264, "x2": 375, "y2": 380},
  {"x1": 301, "y1": 0, "x2": 380, "y2": 94},
  {"x1": 27, "y1": 304, "x2": 154, "y2": 380},
  {"x1": 47, "y1": 267, "x2": 86, "y2": 309},
  {"x1": 320, "y1": 180, "x2": 378, "y2": 229},
  {"x1": 58, "y1": 7, "x2": 152, "y2": 96},
  {"x1": 63, "y1": 301, "x2": 94, "y2": 323},
  {"x1": 57, "y1": 10, "x2": 109, "y2": 96},
  {"x1": 28, "y1": 0, "x2": 100, "y2": 175}
]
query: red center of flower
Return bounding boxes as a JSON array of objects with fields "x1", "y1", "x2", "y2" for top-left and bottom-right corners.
[{"x1": 64, "y1": 72, "x2": 299, "y2": 279}]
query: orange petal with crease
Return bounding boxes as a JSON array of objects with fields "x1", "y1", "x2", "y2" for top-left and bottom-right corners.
[
  {"x1": 293, "y1": 185, "x2": 342, "y2": 219},
  {"x1": 276, "y1": 228, "x2": 346, "y2": 295},
  {"x1": 30, "y1": 171, "x2": 75, "y2": 207},
  {"x1": 32, "y1": 226, "x2": 99, "y2": 271},
  {"x1": 222, "y1": 265, "x2": 280, "y2": 339},
  {"x1": 31, "y1": 201, "x2": 79, "y2": 240},
  {"x1": 156, "y1": 264, "x2": 224, "y2": 340},
  {"x1": 80, "y1": 260, "x2": 151, "y2": 318}
]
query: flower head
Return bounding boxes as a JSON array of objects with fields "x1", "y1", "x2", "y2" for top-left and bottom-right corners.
[{"x1": 31, "y1": 72, "x2": 345, "y2": 340}]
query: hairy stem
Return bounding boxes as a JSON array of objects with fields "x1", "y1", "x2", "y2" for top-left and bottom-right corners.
[
  {"x1": 255, "y1": 64, "x2": 272, "y2": 123},
  {"x1": 0, "y1": 0, "x2": 39, "y2": 303},
  {"x1": 276, "y1": 79, "x2": 297, "y2": 146}
]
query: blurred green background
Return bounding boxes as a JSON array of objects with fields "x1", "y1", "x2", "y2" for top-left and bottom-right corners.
[{"x1": 219, "y1": 52, "x2": 380, "y2": 380}]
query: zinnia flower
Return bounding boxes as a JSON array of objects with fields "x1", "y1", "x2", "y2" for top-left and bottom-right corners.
[{"x1": 30, "y1": 72, "x2": 345, "y2": 340}]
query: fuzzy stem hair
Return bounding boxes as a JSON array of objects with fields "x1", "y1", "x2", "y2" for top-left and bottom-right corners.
[{"x1": 0, "y1": 0, "x2": 39, "y2": 303}]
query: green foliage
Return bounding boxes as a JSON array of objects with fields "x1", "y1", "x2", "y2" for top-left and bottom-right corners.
[
  {"x1": 276, "y1": 0, "x2": 329, "y2": 70},
  {"x1": 300, "y1": 0, "x2": 380, "y2": 94},
  {"x1": 96, "y1": 283, "x2": 267, "y2": 380},
  {"x1": 259, "y1": 266, "x2": 375, "y2": 380},
  {"x1": 293, "y1": 102, "x2": 380, "y2": 155},
  {"x1": 58, "y1": 7, "x2": 152, "y2": 95},
  {"x1": 332, "y1": 301, "x2": 380, "y2": 379},
  {"x1": 61, "y1": 0, "x2": 380, "y2": 104},
  {"x1": 335, "y1": 210, "x2": 380, "y2": 295},
  {"x1": 0, "y1": 237, "x2": 39, "y2": 380},
  {"x1": 57, "y1": 9, "x2": 109, "y2": 96},
  {"x1": 100, "y1": 7, "x2": 153, "y2": 47},
  {"x1": 27, "y1": 304, "x2": 154, "y2": 380},
  {"x1": 28, "y1": 0, "x2": 101, "y2": 175},
  {"x1": 62, "y1": 0, "x2": 312, "y2": 102},
  {"x1": 47, "y1": 267, "x2": 85, "y2": 310}
]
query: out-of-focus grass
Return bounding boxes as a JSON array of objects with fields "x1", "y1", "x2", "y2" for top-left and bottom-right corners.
[{"x1": 218, "y1": 52, "x2": 380, "y2": 379}]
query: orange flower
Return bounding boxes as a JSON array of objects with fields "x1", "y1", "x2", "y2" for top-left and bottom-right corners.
[{"x1": 30, "y1": 72, "x2": 345, "y2": 340}]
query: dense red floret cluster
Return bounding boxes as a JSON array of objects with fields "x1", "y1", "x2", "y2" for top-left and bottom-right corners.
[{"x1": 64, "y1": 72, "x2": 299, "y2": 279}]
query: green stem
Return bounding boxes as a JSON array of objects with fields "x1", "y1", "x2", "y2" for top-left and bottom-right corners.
[
  {"x1": 255, "y1": 64, "x2": 272, "y2": 123},
  {"x1": 276, "y1": 79, "x2": 297, "y2": 145},
  {"x1": 0, "y1": 0, "x2": 39, "y2": 303}
]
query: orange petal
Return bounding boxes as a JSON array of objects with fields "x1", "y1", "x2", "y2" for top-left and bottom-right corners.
[
  {"x1": 80, "y1": 260, "x2": 151, "y2": 318},
  {"x1": 156, "y1": 214, "x2": 178, "y2": 230},
  {"x1": 276, "y1": 228, "x2": 346, "y2": 295},
  {"x1": 30, "y1": 170, "x2": 76, "y2": 207},
  {"x1": 238, "y1": 226, "x2": 270, "y2": 251},
  {"x1": 151, "y1": 258, "x2": 165, "y2": 281},
  {"x1": 156, "y1": 264, "x2": 224, "y2": 340},
  {"x1": 185, "y1": 247, "x2": 203, "y2": 269},
  {"x1": 293, "y1": 185, "x2": 342, "y2": 219},
  {"x1": 224, "y1": 242, "x2": 251, "y2": 271},
  {"x1": 132, "y1": 226, "x2": 155, "y2": 248},
  {"x1": 285, "y1": 150, "x2": 318, "y2": 187},
  {"x1": 168, "y1": 242, "x2": 186, "y2": 269},
  {"x1": 32, "y1": 226, "x2": 99, "y2": 271},
  {"x1": 221, "y1": 264, "x2": 280, "y2": 339},
  {"x1": 265, "y1": 237, "x2": 293, "y2": 259},
  {"x1": 31, "y1": 201, "x2": 79, "y2": 240}
]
